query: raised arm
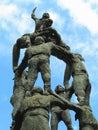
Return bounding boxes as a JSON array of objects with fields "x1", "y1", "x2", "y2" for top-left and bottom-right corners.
[{"x1": 31, "y1": 7, "x2": 37, "y2": 21}]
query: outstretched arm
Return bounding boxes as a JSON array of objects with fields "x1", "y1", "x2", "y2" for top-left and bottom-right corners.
[
  {"x1": 51, "y1": 92, "x2": 82, "y2": 112},
  {"x1": 51, "y1": 43, "x2": 73, "y2": 65},
  {"x1": 12, "y1": 34, "x2": 31, "y2": 73}
]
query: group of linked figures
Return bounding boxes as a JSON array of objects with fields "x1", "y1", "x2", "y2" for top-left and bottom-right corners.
[{"x1": 10, "y1": 7, "x2": 98, "y2": 130}]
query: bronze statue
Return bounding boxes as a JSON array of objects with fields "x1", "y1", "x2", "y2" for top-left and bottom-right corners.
[
  {"x1": 51, "y1": 85, "x2": 73, "y2": 130},
  {"x1": 64, "y1": 53, "x2": 91, "y2": 105},
  {"x1": 15, "y1": 36, "x2": 72, "y2": 94},
  {"x1": 11, "y1": 7, "x2": 98, "y2": 130}
]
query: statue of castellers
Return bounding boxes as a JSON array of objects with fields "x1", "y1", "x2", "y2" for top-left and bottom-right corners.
[
  {"x1": 10, "y1": 7, "x2": 71, "y2": 130},
  {"x1": 10, "y1": 7, "x2": 98, "y2": 130}
]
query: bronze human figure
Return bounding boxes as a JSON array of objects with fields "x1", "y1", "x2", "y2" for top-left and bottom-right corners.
[
  {"x1": 51, "y1": 92, "x2": 98, "y2": 130},
  {"x1": 15, "y1": 36, "x2": 72, "y2": 94},
  {"x1": 51, "y1": 85, "x2": 73, "y2": 130},
  {"x1": 10, "y1": 71, "x2": 28, "y2": 130},
  {"x1": 64, "y1": 53, "x2": 91, "y2": 105},
  {"x1": 31, "y1": 7, "x2": 53, "y2": 33}
]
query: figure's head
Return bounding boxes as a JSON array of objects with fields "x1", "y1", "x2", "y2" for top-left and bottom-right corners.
[
  {"x1": 42, "y1": 13, "x2": 50, "y2": 19},
  {"x1": 31, "y1": 86, "x2": 43, "y2": 95},
  {"x1": 34, "y1": 36, "x2": 45, "y2": 45},
  {"x1": 55, "y1": 85, "x2": 65, "y2": 94}
]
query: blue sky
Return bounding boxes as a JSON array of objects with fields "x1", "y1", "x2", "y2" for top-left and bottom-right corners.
[{"x1": 1, "y1": 0, "x2": 98, "y2": 130}]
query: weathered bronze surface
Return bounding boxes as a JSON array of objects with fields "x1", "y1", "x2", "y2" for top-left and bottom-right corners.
[{"x1": 10, "y1": 7, "x2": 98, "y2": 130}]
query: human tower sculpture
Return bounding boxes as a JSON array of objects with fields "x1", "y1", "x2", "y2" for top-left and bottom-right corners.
[{"x1": 10, "y1": 7, "x2": 98, "y2": 130}]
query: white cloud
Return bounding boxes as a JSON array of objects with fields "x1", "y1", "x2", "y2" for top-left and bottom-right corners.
[
  {"x1": 0, "y1": 4, "x2": 34, "y2": 35},
  {"x1": 0, "y1": 4, "x2": 18, "y2": 30},
  {"x1": 71, "y1": 39, "x2": 98, "y2": 58},
  {"x1": 0, "y1": 4, "x2": 18, "y2": 18},
  {"x1": 13, "y1": 13, "x2": 34, "y2": 34},
  {"x1": 88, "y1": 0, "x2": 98, "y2": 4},
  {"x1": 56, "y1": 0, "x2": 98, "y2": 34},
  {"x1": 0, "y1": 2, "x2": 38, "y2": 57}
]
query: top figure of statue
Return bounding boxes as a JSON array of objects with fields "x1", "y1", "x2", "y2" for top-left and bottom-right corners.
[{"x1": 31, "y1": 7, "x2": 53, "y2": 33}]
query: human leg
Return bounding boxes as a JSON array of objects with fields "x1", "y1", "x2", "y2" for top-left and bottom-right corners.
[
  {"x1": 40, "y1": 62, "x2": 51, "y2": 93},
  {"x1": 73, "y1": 75, "x2": 88, "y2": 105},
  {"x1": 61, "y1": 110, "x2": 73, "y2": 130},
  {"x1": 85, "y1": 82, "x2": 91, "y2": 106},
  {"x1": 51, "y1": 112, "x2": 59, "y2": 130},
  {"x1": 25, "y1": 58, "x2": 38, "y2": 92}
]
